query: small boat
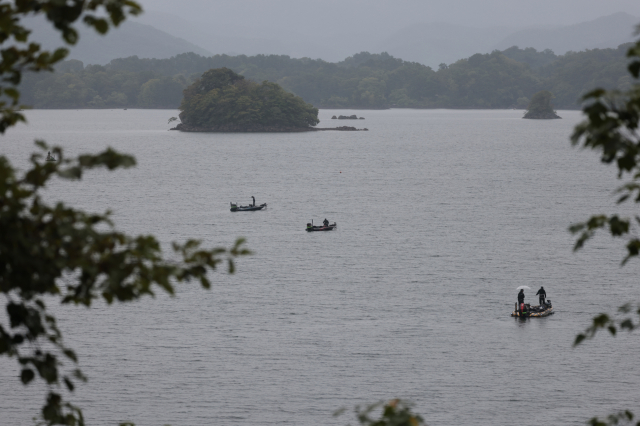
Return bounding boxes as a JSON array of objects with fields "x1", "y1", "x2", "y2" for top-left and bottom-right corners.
[
  {"x1": 231, "y1": 203, "x2": 267, "y2": 212},
  {"x1": 306, "y1": 221, "x2": 337, "y2": 232},
  {"x1": 230, "y1": 196, "x2": 266, "y2": 212},
  {"x1": 45, "y1": 157, "x2": 56, "y2": 162},
  {"x1": 511, "y1": 300, "x2": 554, "y2": 317}
]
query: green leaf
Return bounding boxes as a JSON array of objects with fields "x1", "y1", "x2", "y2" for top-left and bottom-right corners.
[
  {"x1": 620, "y1": 319, "x2": 635, "y2": 330},
  {"x1": 84, "y1": 16, "x2": 109, "y2": 34},
  {"x1": 63, "y1": 377, "x2": 74, "y2": 391},
  {"x1": 72, "y1": 369, "x2": 87, "y2": 382},
  {"x1": 63, "y1": 349, "x2": 77, "y2": 363},
  {"x1": 568, "y1": 223, "x2": 585, "y2": 234},
  {"x1": 21, "y1": 369, "x2": 35, "y2": 384},
  {"x1": 629, "y1": 61, "x2": 640, "y2": 78},
  {"x1": 608, "y1": 216, "x2": 629, "y2": 236},
  {"x1": 200, "y1": 276, "x2": 210, "y2": 289},
  {"x1": 4, "y1": 88, "x2": 19, "y2": 100},
  {"x1": 51, "y1": 48, "x2": 69, "y2": 62}
]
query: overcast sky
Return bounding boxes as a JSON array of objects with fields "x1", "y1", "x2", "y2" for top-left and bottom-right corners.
[
  {"x1": 139, "y1": 0, "x2": 640, "y2": 31},
  {"x1": 119, "y1": 0, "x2": 640, "y2": 65}
]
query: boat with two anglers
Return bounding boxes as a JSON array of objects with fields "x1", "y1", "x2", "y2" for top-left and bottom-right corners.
[
  {"x1": 511, "y1": 285, "x2": 554, "y2": 317},
  {"x1": 306, "y1": 219, "x2": 337, "y2": 232}
]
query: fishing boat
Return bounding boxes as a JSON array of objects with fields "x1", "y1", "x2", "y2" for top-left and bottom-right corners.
[
  {"x1": 230, "y1": 196, "x2": 266, "y2": 212},
  {"x1": 511, "y1": 300, "x2": 553, "y2": 317},
  {"x1": 306, "y1": 221, "x2": 337, "y2": 232},
  {"x1": 230, "y1": 202, "x2": 266, "y2": 212}
]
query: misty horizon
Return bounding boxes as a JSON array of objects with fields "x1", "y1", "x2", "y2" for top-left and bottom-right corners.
[
  {"x1": 138, "y1": 0, "x2": 640, "y2": 30},
  {"x1": 129, "y1": 1, "x2": 640, "y2": 68}
]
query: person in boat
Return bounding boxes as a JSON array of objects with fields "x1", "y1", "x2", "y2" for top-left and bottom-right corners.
[
  {"x1": 323, "y1": 218, "x2": 329, "y2": 227},
  {"x1": 307, "y1": 223, "x2": 313, "y2": 230},
  {"x1": 536, "y1": 286, "x2": 546, "y2": 305},
  {"x1": 251, "y1": 196, "x2": 256, "y2": 207},
  {"x1": 46, "y1": 151, "x2": 54, "y2": 161},
  {"x1": 517, "y1": 289, "x2": 525, "y2": 304}
]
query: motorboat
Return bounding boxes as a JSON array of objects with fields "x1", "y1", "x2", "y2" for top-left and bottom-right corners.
[
  {"x1": 306, "y1": 221, "x2": 337, "y2": 232},
  {"x1": 230, "y1": 196, "x2": 266, "y2": 212},
  {"x1": 230, "y1": 203, "x2": 267, "y2": 212},
  {"x1": 511, "y1": 300, "x2": 554, "y2": 317}
]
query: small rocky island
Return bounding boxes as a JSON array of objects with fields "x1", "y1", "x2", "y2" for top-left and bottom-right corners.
[
  {"x1": 172, "y1": 68, "x2": 366, "y2": 132},
  {"x1": 331, "y1": 115, "x2": 365, "y2": 120},
  {"x1": 523, "y1": 91, "x2": 561, "y2": 119}
]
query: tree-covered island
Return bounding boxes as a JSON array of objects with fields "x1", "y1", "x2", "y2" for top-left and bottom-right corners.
[
  {"x1": 523, "y1": 90, "x2": 562, "y2": 119},
  {"x1": 175, "y1": 68, "x2": 321, "y2": 132}
]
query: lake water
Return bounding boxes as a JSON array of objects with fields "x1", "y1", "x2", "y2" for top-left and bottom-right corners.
[{"x1": 1, "y1": 109, "x2": 639, "y2": 426}]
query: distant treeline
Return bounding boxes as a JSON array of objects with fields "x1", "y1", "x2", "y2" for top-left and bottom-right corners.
[{"x1": 19, "y1": 44, "x2": 634, "y2": 110}]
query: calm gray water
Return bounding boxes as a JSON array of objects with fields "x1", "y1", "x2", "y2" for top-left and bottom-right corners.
[{"x1": 1, "y1": 109, "x2": 639, "y2": 426}]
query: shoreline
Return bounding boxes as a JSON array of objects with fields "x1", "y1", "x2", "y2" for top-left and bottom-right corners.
[{"x1": 171, "y1": 124, "x2": 368, "y2": 132}]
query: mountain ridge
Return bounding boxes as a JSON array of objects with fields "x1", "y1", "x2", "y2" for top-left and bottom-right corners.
[
  {"x1": 23, "y1": 17, "x2": 212, "y2": 65},
  {"x1": 493, "y1": 12, "x2": 638, "y2": 54}
]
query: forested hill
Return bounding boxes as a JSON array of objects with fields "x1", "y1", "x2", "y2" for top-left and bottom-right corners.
[{"x1": 20, "y1": 45, "x2": 633, "y2": 110}]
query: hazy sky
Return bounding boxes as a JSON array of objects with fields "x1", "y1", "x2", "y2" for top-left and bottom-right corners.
[
  {"x1": 139, "y1": 0, "x2": 640, "y2": 31},
  {"x1": 123, "y1": 0, "x2": 640, "y2": 65}
]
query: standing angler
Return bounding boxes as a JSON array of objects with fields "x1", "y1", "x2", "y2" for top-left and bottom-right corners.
[
  {"x1": 517, "y1": 289, "x2": 525, "y2": 305},
  {"x1": 536, "y1": 286, "x2": 547, "y2": 305}
]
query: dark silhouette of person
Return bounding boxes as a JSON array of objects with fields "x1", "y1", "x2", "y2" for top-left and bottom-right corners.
[
  {"x1": 323, "y1": 218, "x2": 329, "y2": 227},
  {"x1": 517, "y1": 289, "x2": 525, "y2": 304},
  {"x1": 251, "y1": 196, "x2": 255, "y2": 207},
  {"x1": 536, "y1": 286, "x2": 547, "y2": 305}
]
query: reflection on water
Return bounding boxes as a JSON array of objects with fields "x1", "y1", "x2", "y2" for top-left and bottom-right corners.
[{"x1": 1, "y1": 109, "x2": 639, "y2": 426}]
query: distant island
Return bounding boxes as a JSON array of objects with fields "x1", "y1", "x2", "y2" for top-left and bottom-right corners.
[{"x1": 523, "y1": 91, "x2": 561, "y2": 119}]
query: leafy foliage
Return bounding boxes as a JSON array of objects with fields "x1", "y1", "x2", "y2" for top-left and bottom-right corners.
[
  {"x1": 568, "y1": 28, "x2": 640, "y2": 426},
  {"x1": 178, "y1": 67, "x2": 319, "y2": 129},
  {"x1": 0, "y1": 0, "x2": 141, "y2": 132},
  {"x1": 0, "y1": 143, "x2": 250, "y2": 424},
  {"x1": 335, "y1": 400, "x2": 426, "y2": 426},
  {"x1": 569, "y1": 37, "x2": 640, "y2": 266},
  {"x1": 574, "y1": 304, "x2": 640, "y2": 346},
  {"x1": 587, "y1": 411, "x2": 639, "y2": 426},
  {"x1": 0, "y1": 2, "x2": 252, "y2": 425}
]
